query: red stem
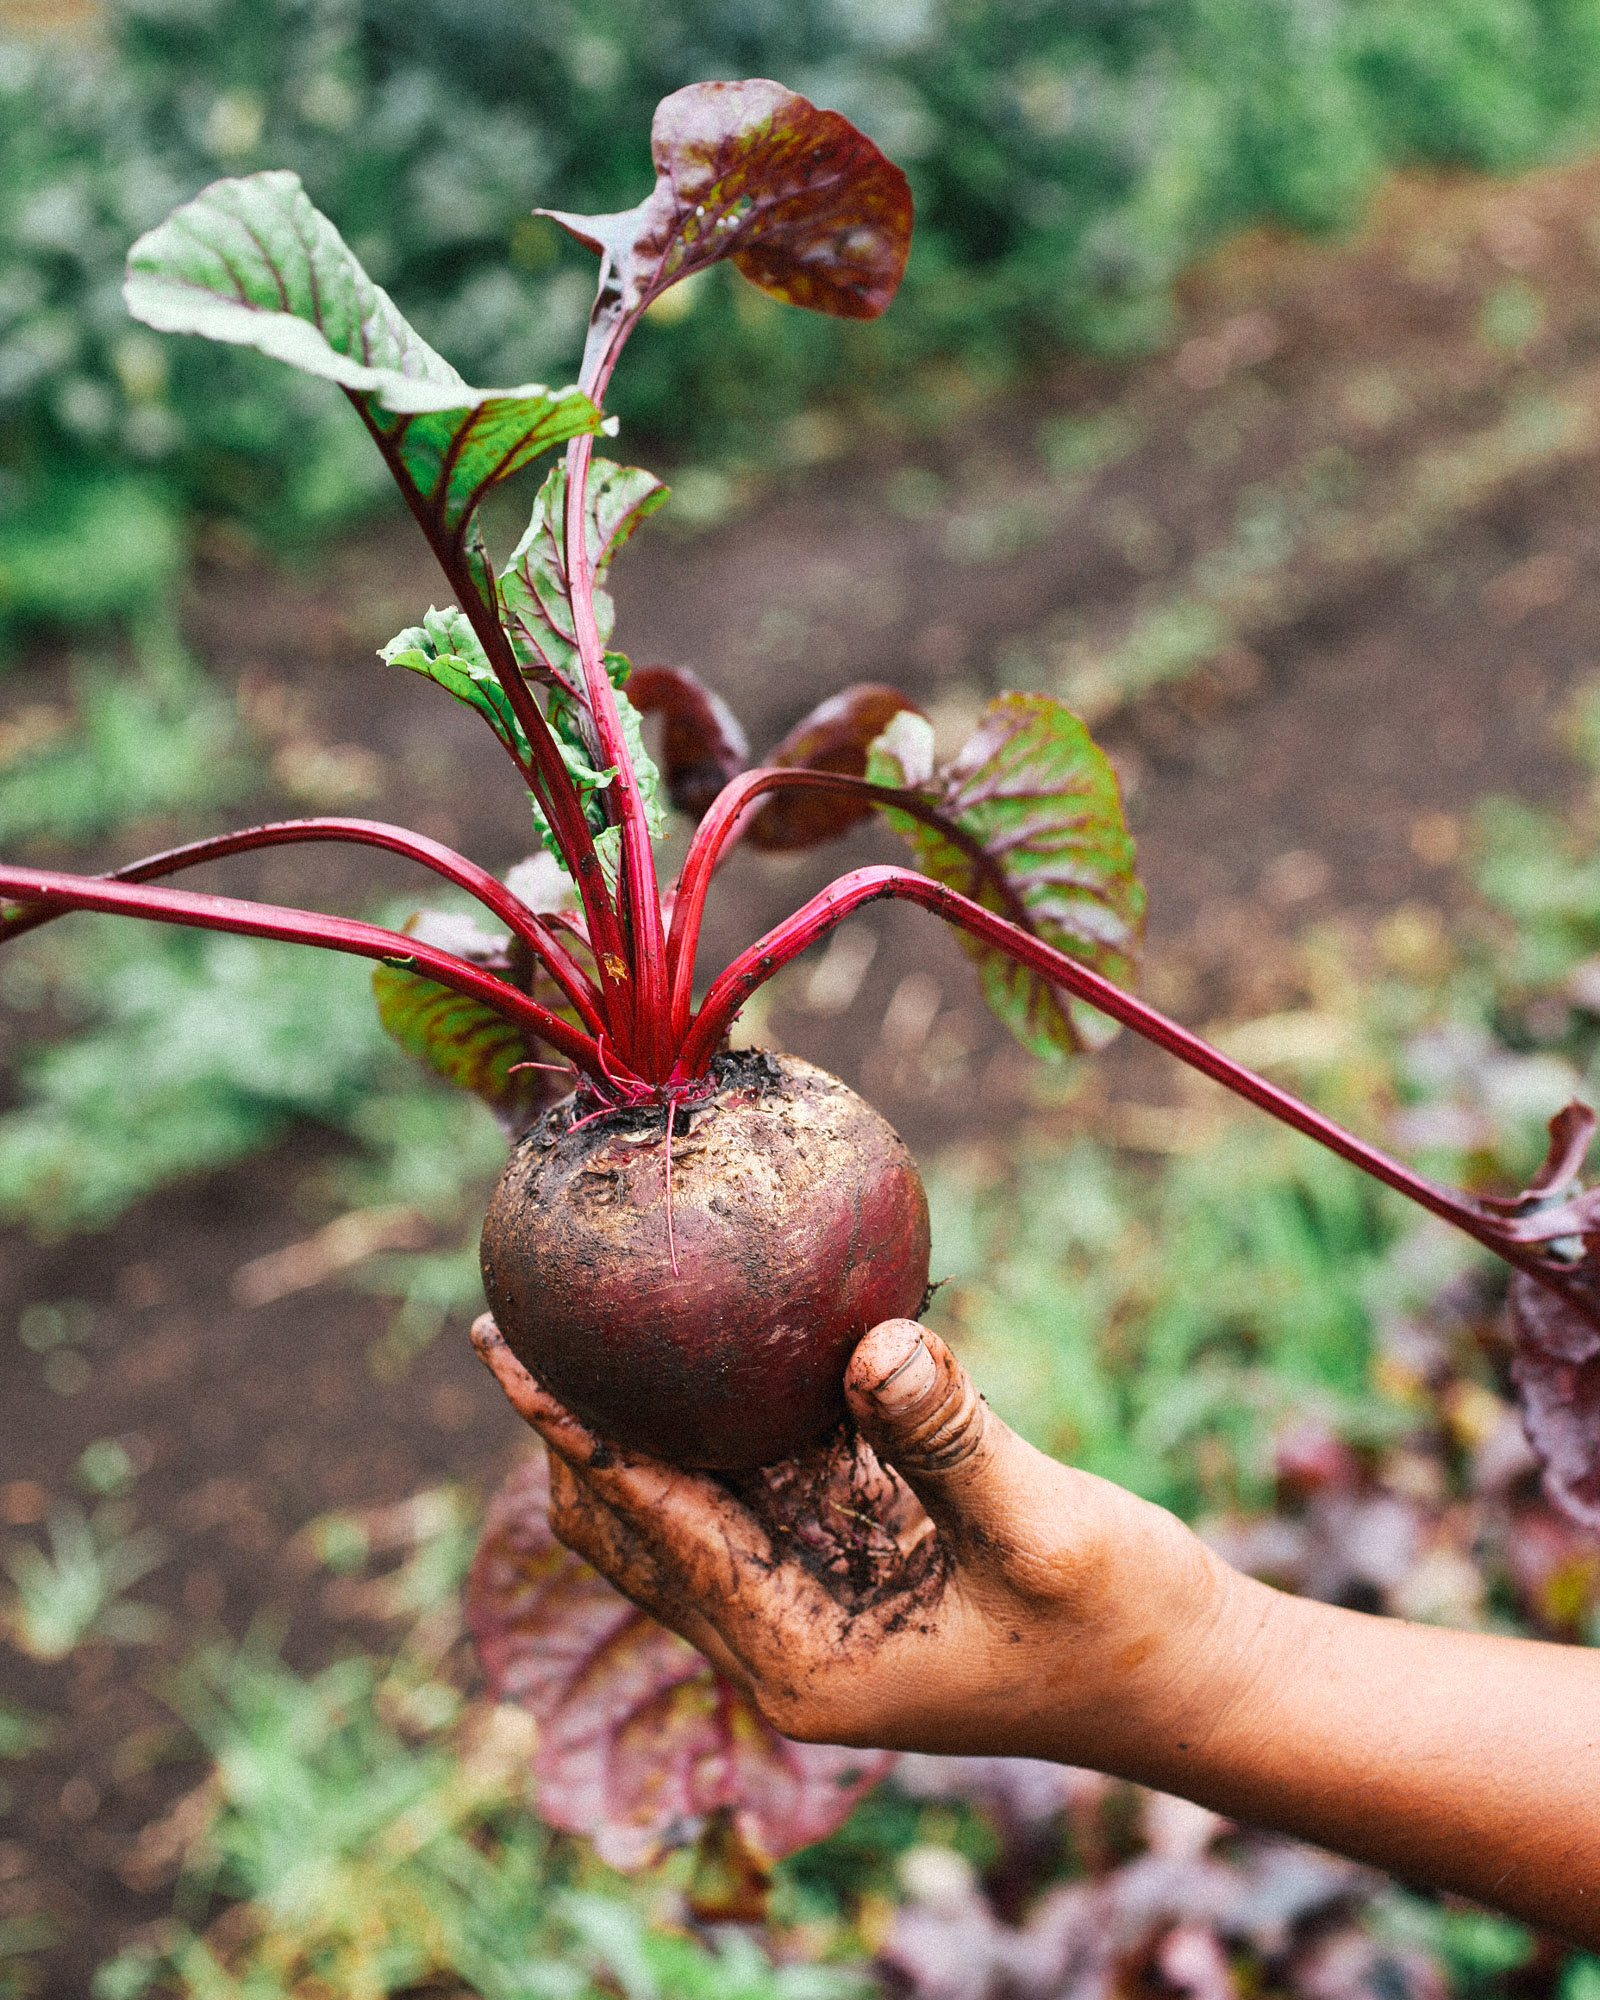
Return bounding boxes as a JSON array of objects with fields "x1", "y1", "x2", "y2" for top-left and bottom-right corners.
[
  {"x1": 564, "y1": 430, "x2": 669, "y2": 1076},
  {"x1": 665, "y1": 767, "x2": 1036, "y2": 1040},
  {"x1": 0, "y1": 863, "x2": 604, "y2": 1076},
  {"x1": 678, "y1": 863, "x2": 1600, "y2": 1323},
  {"x1": 0, "y1": 818, "x2": 604, "y2": 1035},
  {"x1": 347, "y1": 394, "x2": 636, "y2": 1044}
]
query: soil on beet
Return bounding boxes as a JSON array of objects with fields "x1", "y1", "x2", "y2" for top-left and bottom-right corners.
[{"x1": 10, "y1": 156, "x2": 1600, "y2": 1985}]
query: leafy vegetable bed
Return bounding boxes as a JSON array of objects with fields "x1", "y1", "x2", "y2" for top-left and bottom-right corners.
[{"x1": 11, "y1": 142, "x2": 1600, "y2": 1993}]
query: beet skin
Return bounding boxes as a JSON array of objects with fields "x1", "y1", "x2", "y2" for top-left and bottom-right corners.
[{"x1": 479, "y1": 1050, "x2": 931, "y2": 1469}]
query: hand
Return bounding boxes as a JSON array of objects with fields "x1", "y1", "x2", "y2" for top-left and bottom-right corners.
[
  {"x1": 474, "y1": 1308, "x2": 1600, "y2": 1941},
  {"x1": 470, "y1": 1311, "x2": 1251, "y2": 1771}
]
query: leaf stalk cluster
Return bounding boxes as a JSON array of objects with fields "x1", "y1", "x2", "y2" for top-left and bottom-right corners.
[{"x1": 5, "y1": 78, "x2": 1600, "y2": 1346}]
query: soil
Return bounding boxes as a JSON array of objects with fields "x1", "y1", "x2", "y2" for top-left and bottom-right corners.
[{"x1": 11, "y1": 154, "x2": 1600, "y2": 1986}]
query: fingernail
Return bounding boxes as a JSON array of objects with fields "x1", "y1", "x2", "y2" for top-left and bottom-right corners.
[{"x1": 871, "y1": 1336, "x2": 937, "y2": 1416}]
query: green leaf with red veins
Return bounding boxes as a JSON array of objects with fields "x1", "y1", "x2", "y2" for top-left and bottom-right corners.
[
  {"x1": 124, "y1": 171, "x2": 601, "y2": 563},
  {"x1": 499, "y1": 459, "x2": 666, "y2": 685},
  {"x1": 867, "y1": 693, "x2": 1145, "y2": 1058},
  {"x1": 381, "y1": 607, "x2": 530, "y2": 760},
  {"x1": 746, "y1": 683, "x2": 925, "y2": 851},
  {"x1": 372, "y1": 913, "x2": 567, "y2": 1130},
  {"x1": 542, "y1": 79, "x2": 912, "y2": 386},
  {"x1": 466, "y1": 1452, "x2": 892, "y2": 1871}
]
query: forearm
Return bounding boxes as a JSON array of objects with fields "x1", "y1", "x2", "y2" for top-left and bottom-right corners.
[{"x1": 1123, "y1": 1571, "x2": 1600, "y2": 1942}]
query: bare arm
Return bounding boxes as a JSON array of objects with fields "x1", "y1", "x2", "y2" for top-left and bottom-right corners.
[{"x1": 473, "y1": 1311, "x2": 1600, "y2": 1942}]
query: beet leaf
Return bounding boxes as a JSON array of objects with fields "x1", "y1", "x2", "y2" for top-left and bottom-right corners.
[
  {"x1": 627, "y1": 666, "x2": 750, "y2": 821},
  {"x1": 466, "y1": 1453, "x2": 891, "y2": 1872},
  {"x1": 371, "y1": 912, "x2": 567, "y2": 1133},
  {"x1": 123, "y1": 172, "x2": 601, "y2": 558},
  {"x1": 867, "y1": 694, "x2": 1145, "y2": 1056},
  {"x1": 1509, "y1": 1272, "x2": 1600, "y2": 1533},
  {"x1": 746, "y1": 684, "x2": 926, "y2": 851},
  {"x1": 122, "y1": 167, "x2": 629, "y2": 967},
  {"x1": 380, "y1": 609, "x2": 530, "y2": 762},
  {"x1": 544, "y1": 79, "x2": 912, "y2": 397},
  {"x1": 501, "y1": 459, "x2": 667, "y2": 688}
]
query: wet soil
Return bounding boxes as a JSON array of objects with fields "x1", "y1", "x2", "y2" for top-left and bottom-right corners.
[{"x1": 10, "y1": 155, "x2": 1600, "y2": 1985}]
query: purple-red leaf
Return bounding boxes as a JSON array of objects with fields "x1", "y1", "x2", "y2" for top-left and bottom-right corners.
[
  {"x1": 628, "y1": 665, "x2": 749, "y2": 820},
  {"x1": 1508, "y1": 1270, "x2": 1600, "y2": 1531},
  {"x1": 544, "y1": 81, "x2": 913, "y2": 388},
  {"x1": 466, "y1": 1452, "x2": 892, "y2": 1870},
  {"x1": 1480, "y1": 1101, "x2": 1598, "y2": 1215},
  {"x1": 745, "y1": 684, "x2": 925, "y2": 852}
]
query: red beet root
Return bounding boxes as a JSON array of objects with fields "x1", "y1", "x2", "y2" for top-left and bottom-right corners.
[{"x1": 479, "y1": 1050, "x2": 931, "y2": 1469}]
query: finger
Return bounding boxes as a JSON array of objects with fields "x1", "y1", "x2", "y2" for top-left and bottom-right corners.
[
  {"x1": 472, "y1": 1319, "x2": 850, "y2": 1692},
  {"x1": 844, "y1": 1319, "x2": 1042, "y2": 1553},
  {"x1": 472, "y1": 1316, "x2": 761, "y2": 1683},
  {"x1": 470, "y1": 1313, "x2": 614, "y2": 1470},
  {"x1": 546, "y1": 1457, "x2": 754, "y2": 1687},
  {"x1": 470, "y1": 1320, "x2": 832, "y2": 1654},
  {"x1": 544, "y1": 1440, "x2": 850, "y2": 1702}
]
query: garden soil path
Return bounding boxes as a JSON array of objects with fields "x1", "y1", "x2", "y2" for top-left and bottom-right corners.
[{"x1": 11, "y1": 156, "x2": 1600, "y2": 1986}]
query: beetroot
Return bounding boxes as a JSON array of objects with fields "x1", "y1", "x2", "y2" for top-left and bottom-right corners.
[{"x1": 479, "y1": 1052, "x2": 930, "y2": 1468}]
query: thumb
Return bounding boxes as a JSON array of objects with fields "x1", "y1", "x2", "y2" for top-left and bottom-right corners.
[{"x1": 845, "y1": 1319, "x2": 1023, "y2": 1545}]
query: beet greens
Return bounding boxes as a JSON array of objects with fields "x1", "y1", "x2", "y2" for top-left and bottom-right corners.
[{"x1": 5, "y1": 82, "x2": 1600, "y2": 1800}]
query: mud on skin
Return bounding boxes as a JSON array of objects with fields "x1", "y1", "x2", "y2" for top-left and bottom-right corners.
[
  {"x1": 728, "y1": 1422, "x2": 945, "y2": 1615},
  {"x1": 479, "y1": 1050, "x2": 931, "y2": 1470}
]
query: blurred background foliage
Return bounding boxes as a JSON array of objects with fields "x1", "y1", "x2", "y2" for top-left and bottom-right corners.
[
  {"x1": 17, "y1": 711, "x2": 1600, "y2": 1997},
  {"x1": 13, "y1": 0, "x2": 1600, "y2": 630},
  {"x1": 14, "y1": 0, "x2": 1600, "y2": 1990}
]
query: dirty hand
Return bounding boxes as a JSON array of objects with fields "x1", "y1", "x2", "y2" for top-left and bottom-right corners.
[
  {"x1": 469, "y1": 1310, "x2": 1244, "y2": 1773},
  {"x1": 473, "y1": 1308, "x2": 1600, "y2": 1942}
]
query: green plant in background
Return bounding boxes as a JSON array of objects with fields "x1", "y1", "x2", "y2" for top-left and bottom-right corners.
[
  {"x1": 91, "y1": 1495, "x2": 869, "y2": 2000},
  {"x1": 1, "y1": 1501, "x2": 168, "y2": 1661},
  {"x1": 0, "y1": 923, "x2": 398, "y2": 1233},
  {"x1": 0, "y1": 1704, "x2": 51, "y2": 1761},
  {"x1": 0, "y1": 1918, "x2": 57, "y2": 2000},
  {"x1": 926, "y1": 1121, "x2": 1414, "y2": 1515},
  {"x1": 0, "y1": 619, "x2": 251, "y2": 849},
  {"x1": 11, "y1": 0, "x2": 1600, "y2": 613},
  {"x1": 0, "y1": 915, "x2": 507, "y2": 1366},
  {"x1": 0, "y1": 1696, "x2": 53, "y2": 1987}
]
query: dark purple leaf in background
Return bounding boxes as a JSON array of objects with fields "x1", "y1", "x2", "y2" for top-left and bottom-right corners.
[
  {"x1": 1482, "y1": 1100, "x2": 1597, "y2": 1211},
  {"x1": 883, "y1": 1789, "x2": 1369, "y2": 2000},
  {"x1": 1505, "y1": 1503, "x2": 1600, "y2": 1635},
  {"x1": 1509, "y1": 1270, "x2": 1600, "y2": 1531},
  {"x1": 628, "y1": 665, "x2": 749, "y2": 820},
  {"x1": 465, "y1": 1452, "x2": 891, "y2": 1870},
  {"x1": 745, "y1": 683, "x2": 924, "y2": 851}
]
